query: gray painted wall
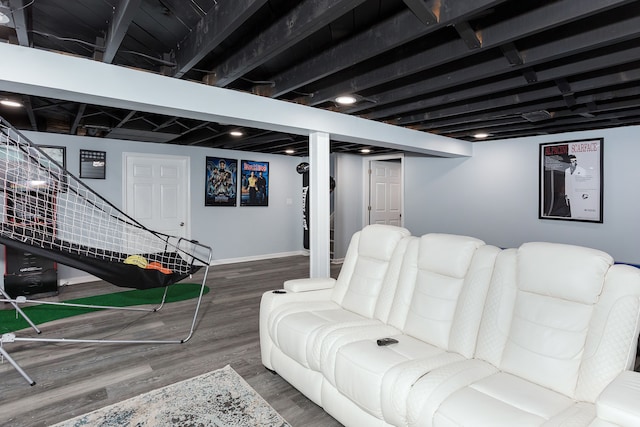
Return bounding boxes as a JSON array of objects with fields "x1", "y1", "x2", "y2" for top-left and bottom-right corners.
[
  {"x1": 8, "y1": 131, "x2": 305, "y2": 284},
  {"x1": 404, "y1": 125, "x2": 640, "y2": 265},
  {"x1": 4, "y1": 124, "x2": 638, "y2": 287},
  {"x1": 332, "y1": 153, "x2": 366, "y2": 260}
]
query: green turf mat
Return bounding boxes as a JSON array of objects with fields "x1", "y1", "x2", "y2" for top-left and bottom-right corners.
[{"x1": 0, "y1": 283, "x2": 209, "y2": 333}]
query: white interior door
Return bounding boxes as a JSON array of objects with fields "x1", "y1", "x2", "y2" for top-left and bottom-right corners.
[
  {"x1": 123, "y1": 153, "x2": 190, "y2": 240},
  {"x1": 369, "y1": 160, "x2": 402, "y2": 226}
]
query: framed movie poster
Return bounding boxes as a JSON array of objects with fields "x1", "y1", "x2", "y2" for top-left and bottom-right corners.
[
  {"x1": 240, "y1": 160, "x2": 269, "y2": 206},
  {"x1": 539, "y1": 138, "x2": 603, "y2": 223},
  {"x1": 205, "y1": 157, "x2": 237, "y2": 206}
]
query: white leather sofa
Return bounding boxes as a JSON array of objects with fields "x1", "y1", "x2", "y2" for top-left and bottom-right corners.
[{"x1": 260, "y1": 225, "x2": 640, "y2": 426}]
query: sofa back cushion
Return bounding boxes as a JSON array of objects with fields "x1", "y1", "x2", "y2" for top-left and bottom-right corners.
[
  {"x1": 331, "y1": 224, "x2": 411, "y2": 318},
  {"x1": 475, "y1": 242, "x2": 640, "y2": 399},
  {"x1": 388, "y1": 234, "x2": 499, "y2": 357}
]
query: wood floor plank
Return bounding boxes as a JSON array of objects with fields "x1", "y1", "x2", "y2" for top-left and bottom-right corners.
[{"x1": 0, "y1": 255, "x2": 343, "y2": 427}]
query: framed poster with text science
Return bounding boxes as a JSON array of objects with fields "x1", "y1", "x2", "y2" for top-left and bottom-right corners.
[{"x1": 240, "y1": 160, "x2": 268, "y2": 206}]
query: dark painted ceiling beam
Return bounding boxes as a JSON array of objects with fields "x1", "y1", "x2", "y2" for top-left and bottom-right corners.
[
  {"x1": 478, "y1": 0, "x2": 635, "y2": 45},
  {"x1": 402, "y1": 0, "x2": 438, "y2": 26},
  {"x1": 444, "y1": 109, "x2": 632, "y2": 137},
  {"x1": 20, "y1": 94, "x2": 37, "y2": 130},
  {"x1": 414, "y1": 84, "x2": 640, "y2": 133},
  {"x1": 154, "y1": 117, "x2": 178, "y2": 131},
  {"x1": 415, "y1": 99, "x2": 568, "y2": 131},
  {"x1": 556, "y1": 78, "x2": 576, "y2": 107},
  {"x1": 500, "y1": 42, "x2": 523, "y2": 65},
  {"x1": 270, "y1": 9, "x2": 428, "y2": 98},
  {"x1": 353, "y1": 14, "x2": 640, "y2": 118},
  {"x1": 172, "y1": 0, "x2": 268, "y2": 79},
  {"x1": 459, "y1": 109, "x2": 640, "y2": 140},
  {"x1": 114, "y1": 110, "x2": 137, "y2": 128},
  {"x1": 439, "y1": 117, "x2": 529, "y2": 136},
  {"x1": 211, "y1": 0, "x2": 369, "y2": 87},
  {"x1": 183, "y1": 132, "x2": 221, "y2": 146},
  {"x1": 453, "y1": 21, "x2": 481, "y2": 49},
  {"x1": 271, "y1": 0, "x2": 507, "y2": 98},
  {"x1": 304, "y1": 0, "x2": 635, "y2": 107},
  {"x1": 221, "y1": 132, "x2": 294, "y2": 150},
  {"x1": 70, "y1": 103, "x2": 87, "y2": 135},
  {"x1": 103, "y1": 0, "x2": 142, "y2": 64},
  {"x1": 396, "y1": 66, "x2": 640, "y2": 127},
  {"x1": 178, "y1": 121, "x2": 209, "y2": 137},
  {"x1": 8, "y1": 0, "x2": 30, "y2": 46},
  {"x1": 370, "y1": 43, "x2": 640, "y2": 121}
]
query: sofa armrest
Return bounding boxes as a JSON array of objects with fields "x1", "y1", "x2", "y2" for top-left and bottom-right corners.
[
  {"x1": 284, "y1": 277, "x2": 336, "y2": 292},
  {"x1": 596, "y1": 371, "x2": 640, "y2": 427},
  {"x1": 260, "y1": 280, "x2": 335, "y2": 370}
]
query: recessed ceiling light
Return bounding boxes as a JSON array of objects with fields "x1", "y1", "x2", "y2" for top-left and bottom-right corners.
[
  {"x1": 229, "y1": 130, "x2": 243, "y2": 137},
  {"x1": 0, "y1": 12, "x2": 10, "y2": 25},
  {"x1": 335, "y1": 95, "x2": 357, "y2": 105},
  {"x1": 1, "y1": 99, "x2": 23, "y2": 108},
  {"x1": 473, "y1": 132, "x2": 490, "y2": 139},
  {"x1": 285, "y1": 149, "x2": 295, "y2": 154},
  {"x1": 360, "y1": 148, "x2": 371, "y2": 154}
]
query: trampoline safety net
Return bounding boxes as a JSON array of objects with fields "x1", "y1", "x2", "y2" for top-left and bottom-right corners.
[{"x1": 0, "y1": 116, "x2": 208, "y2": 289}]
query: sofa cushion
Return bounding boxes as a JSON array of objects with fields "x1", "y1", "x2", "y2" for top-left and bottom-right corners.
[
  {"x1": 331, "y1": 224, "x2": 411, "y2": 319},
  {"x1": 388, "y1": 238, "x2": 499, "y2": 358},
  {"x1": 320, "y1": 235, "x2": 499, "y2": 424},
  {"x1": 517, "y1": 242, "x2": 612, "y2": 304},
  {"x1": 332, "y1": 335, "x2": 464, "y2": 422},
  {"x1": 272, "y1": 302, "x2": 368, "y2": 368},
  {"x1": 418, "y1": 233, "x2": 484, "y2": 279},
  {"x1": 428, "y1": 372, "x2": 584, "y2": 427},
  {"x1": 265, "y1": 225, "x2": 410, "y2": 372},
  {"x1": 476, "y1": 243, "x2": 628, "y2": 399}
]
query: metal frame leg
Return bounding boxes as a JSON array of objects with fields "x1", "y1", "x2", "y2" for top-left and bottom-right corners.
[
  {"x1": 1, "y1": 334, "x2": 36, "y2": 386},
  {"x1": 0, "y1": 287, "x2": 41, "y2": 334}
]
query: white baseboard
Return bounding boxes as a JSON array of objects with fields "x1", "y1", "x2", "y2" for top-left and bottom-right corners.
[
  {"x1": 58, "y1": 274, "x2": 101, "y2": 287},
  {"x1": 210, "y1": 250, "x2": 308, "y2": 266}
]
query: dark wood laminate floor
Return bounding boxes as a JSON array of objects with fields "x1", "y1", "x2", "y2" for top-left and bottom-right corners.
[{"x1": 0, "y1": 255, "x2": 344, "y2": 427}]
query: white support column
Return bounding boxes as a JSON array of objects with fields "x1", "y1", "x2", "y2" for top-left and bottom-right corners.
[{"x1": 309, "y1": 132, "x2": 331, "y2": 278}]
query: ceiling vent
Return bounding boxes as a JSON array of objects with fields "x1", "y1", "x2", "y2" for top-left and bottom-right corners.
[{"x1": 522, "y1": 110, "x2": 552, "y2": 122}]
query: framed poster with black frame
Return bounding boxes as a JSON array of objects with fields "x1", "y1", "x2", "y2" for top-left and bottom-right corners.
[
  {"x1": 240, "y1": 160, "x2": 269, "y2": 206},
  {"x1": 38, "y1": 145, "x2": 66, "y2": 170},
  {"x1": 539, "y1": 138, "x2": 603, "y2": 223},
  {"x1": 205, "y1": 156, "x2": 237, "y2": 206},
  {"x1": 37, "y1": 145, "x2": 67, "y2": 189},
  {"x1": 79, "y1": 149, "x2": 106, "y2": 179}
]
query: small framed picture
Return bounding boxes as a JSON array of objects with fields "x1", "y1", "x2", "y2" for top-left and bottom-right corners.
[
  {"x1": 240, "y1": 160, "x2": 269, "y2": 206},
  {"x1": 37, "y1": 145, "x2": 67, "y2": 190},
  {"x1": 38, "y1": 145, "x2": 66, "y2": 170},
  {"x1": 205, "y1": 157, "x2": 237, "y2": 206},
  {"x1": 79, "y1": 149, "x2": 106, "y2": 179},
  {"x1": 539, "y1": 138, "x2": 603, "y2": 223}
]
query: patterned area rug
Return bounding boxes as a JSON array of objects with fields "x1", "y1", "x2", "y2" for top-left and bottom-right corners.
[{"x1": 51, "y1": 365, "x2": 291, "y2": 427}]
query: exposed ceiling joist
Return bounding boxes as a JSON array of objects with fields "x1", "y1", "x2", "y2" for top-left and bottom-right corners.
[
  {"x1": 103, "y1": 0, "x2": 142, "y2": 64},
  {"x1": 402, "y1": 0, "x2": 438, "y2": 26},
  {"x1": 173, "y1": 0, "x2": 268, "y2": 79},
  {"x1": 0, "y1": 0, "x2": 638, "y2": 153},
  {"x1": 211, "y1": 0, "x2": 369, "y2": 87},
  {"x1": 8, "y1": 0, "x2": 30, "y2": 46}
]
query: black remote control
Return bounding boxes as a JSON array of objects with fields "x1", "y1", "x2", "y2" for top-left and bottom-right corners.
[{"x1": 376, "y1": 338, "x2": 399, "y2": 346}]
